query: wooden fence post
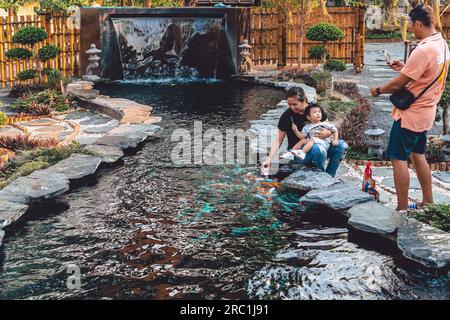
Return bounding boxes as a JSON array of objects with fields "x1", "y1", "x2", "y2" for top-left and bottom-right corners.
[
  {"x1": 353, "y1": 7, "x2": 365, "y2": 73},
  {"x1": 277, "y1": 9, "x2": 286, "y2": 68}
]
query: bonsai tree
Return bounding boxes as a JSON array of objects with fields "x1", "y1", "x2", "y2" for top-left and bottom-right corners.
[
  {"x1": 6, "y1": 26, "x2": 61, "y2": 83},
  {"x1": 306, "y1": 22, "x2": 346, "y2": 71},
  {"x1": 0, "y1": 0, "x2": 28, "y2": 16},
  {"x1": 34, "y1": 0, "x2": 83, "y2": 16}
]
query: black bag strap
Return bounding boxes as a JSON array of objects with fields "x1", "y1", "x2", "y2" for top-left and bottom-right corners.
[{"x1": 416, "y1": 39, "x2": 447, "y2": 99}]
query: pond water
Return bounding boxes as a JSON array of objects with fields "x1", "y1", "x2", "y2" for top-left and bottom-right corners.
[{"x1": 0, "y1": 80, "x2": 448, "y2": 300}]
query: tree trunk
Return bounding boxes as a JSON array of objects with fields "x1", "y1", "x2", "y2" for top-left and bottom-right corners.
[
  {"x1": 8, "y1": 7, "x2": 15, "y2": 16},
  {"x1": 443, "y1": 106, "x2": 449, "y2": 135},
  {"x1": 298, "y1": 0, "x2": 305, "y2": 66}
]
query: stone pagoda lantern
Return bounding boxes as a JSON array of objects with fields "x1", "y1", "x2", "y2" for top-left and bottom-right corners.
[
  {"x1": 82, "y1": 44, "x2": 101, "y2": 82},
  {"x1": 239, "y1": 39, "x2": 253, "y2": 74},
  {"x1": 442, "y1": 130, "x2": 450, "y2": 162},
  {"x1": 364, "y1": 122, "x2": 385, "y2": 159}
]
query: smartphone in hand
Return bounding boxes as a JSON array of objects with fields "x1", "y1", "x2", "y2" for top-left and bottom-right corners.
[{"x1": 383, "y1": 50, "x2": 392, "y2": 64}]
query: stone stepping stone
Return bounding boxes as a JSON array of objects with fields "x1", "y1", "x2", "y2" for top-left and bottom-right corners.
[
  {"x1": 0, "y1": 200, "x2": 28, "y2": 228},
  {"x1": 44, "y1": 153, "x2": 101, "y2": 180},
  {"x1": 76, "y1": 135, "x2": 101, "y2": 146},
  {"x1": 0, "y1": 170, "x2": 69, "y2": 205},
  {"x1": 433, "y1": 172, "x2": 450, "y2": 184},
  {"x1": 397, "y1": 218, "x2": 450, "y2": 268},
  {"x1": 65, "y1": 110, "x2": 99, "y2": 120},
  {"x1": 21, "y1": 119, "x2": 58, "y2": 127},
  {"x1": 0, "y1": 126, "x2": 24, "y2": 138},
  {"x1": 281, "y1": 168, "x2": 336, "y2": 192},
  {"x1": 84, "y1": 145, "x2": 124, "y2": 164},
  {"x1": 372, "y1": 167, "x2": 393, "y2": 177},
  {"x1": 348, "y1": 202, "x2": 404, "y2": 235},
  {"x1": 382, "y1": 177, "x2": 421, "y2": 189},
  {"x1": 301, "y1": 182, "x2": 374, "y2": 211},
  {"x1": 409, "y1": 190, "x2": 450, "y2": 204}
]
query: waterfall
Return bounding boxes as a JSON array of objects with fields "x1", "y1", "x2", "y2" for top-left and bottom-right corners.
[{"x1": 111, "y1": 17, "x2": 224, "y2": 79}]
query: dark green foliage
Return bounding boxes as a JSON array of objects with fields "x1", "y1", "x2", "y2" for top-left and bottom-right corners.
[
  {"x1": 17, "y1": 69, "x2": 38, "y2": 80},
  {"x1": 409, "y1": 204, "x2": 450, "y2": 232},
  {"x1": 41, "y1": 68, "x2": 61, "y2": 89},
  {"x1": 306, "y1": 23, "x2": 345, "y2": 42},
  {"x1": 5, "y1": 47, "x2": 32, "y2": 60},
  {"x1": 8, "y1": 83, "x2": 48, "y2": 98},
  {"x1": 308, "y1": 45, "x2": 329, "y2": 59},
  {"x1": 38, "y1": 45, "x2": 61, "y2": 62},
  {"x1": 12, "y1": 26, "x2": 47, "y2": 45},
  {"x1": 9, "y1": 89, "x2": 70, "y2": 114},
  {"x1": 325, "y1": 101, "x2": 358, "y2": 114},
  {"x1": 324, "y1": 59, "x2": 346, "y2": 71},
  {"x1": 310, "y1": 70, "x2": 332, "y2": 94}
]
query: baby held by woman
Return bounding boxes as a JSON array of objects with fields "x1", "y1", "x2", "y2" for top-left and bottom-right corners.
[{"x1": 284, "y1": 103, "x2": 339, "y2": 162}]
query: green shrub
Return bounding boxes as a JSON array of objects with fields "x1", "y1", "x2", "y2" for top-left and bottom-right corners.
[
  {"x1": 38, "y1": 45, "x2": 61, "y2": 62},
  {"x1": 0, "y1": 111, "x2": 8, "y2": 126},
  {"x1": 17, "y1": 69, "x2": 38, "y2": 80},
  {"x1": 310, "y1": 70, "x2": 332, "y2": 94},
  {"x1": 0, "y1": 141, "x2": 84, "y2": 190},
  {"x1": 42, "y1": 68, "x2": 61, "y2": 89},
  {"x1": 12, "y1": 26, "x2": 47, "y2": 45},
  {"x1": 308, "y1": 45, "x2": 329, "y2": 60},
  {"x1": 5, "y1": 47, "x2": 33, "y2": 60},
  {"x1": 8, "y1": 84, "x2": 48, "y2": 98},
  {"x1": 306, "y1": 23, "x2": 345, "y2": 42},
  {"x1": 326, "y1": 101, "x2": 358, "y2": 114},
  {"x1": 409, "y1": 204, "x2": 450, "y2": 232},
  {"x1": 325, "y1": 59, "x2": 346, "y2": 71}
]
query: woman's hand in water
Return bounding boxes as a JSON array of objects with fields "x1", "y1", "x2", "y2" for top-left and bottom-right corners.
[{"x1": 260, "y1": 158, "x2": 271, "y2": 172}]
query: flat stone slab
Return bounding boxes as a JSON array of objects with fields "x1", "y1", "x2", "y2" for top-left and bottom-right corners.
[
  {"x1": 96, "y1": 124, "x2": 161, "y2": 149},
  {"x1": 84, "y1": 145, "x2": 124, "y2": 163},
  {"x1": 282, "y1": 168, "x2": 336, "y2": 192},
  {"x1": 348, "y1": 202, "x2": 405, "y2": 235},
  {"x1": 372, "y1": 167, "x2": 393, "y2": 177},
  {"x1": 0, "y1": 170, "x2": 69, "y2": 205},
  {"x1": 20, "y1": 119, "x2": 59, "y2": 127},
  {"x1": 44, "y1": 153, "x2": 101, "y2": 180},
  {"x1": 108, "y1": 124, "x2": 161, "y2": 139},
  {"x1": 433, "y1": 172, "x2": 450, "y2": 184},
  {"x1": 382, "y1": 177, "x2": 421, "y2": 189},
  {"x1": 397, "y1": 218, "x2": 450, "y2": 268},
  {"x1": 90, "y1": 97, "x2": 153, "y2": 124},
  {"x1": 409, "y1": 190, "x2": 450, "y2": 205},
  {"x1": 95, "y1": 135, "x2": 139, "y2": 149},
  {"x1": 0, "y1": 126, "x2": 24, "y2": 138},
  {"x1": 0, "y1": 200, "x2": 28, "y2": 227},
  {"x1": 301, "y1": 182, "x2": 374, "y2": 211}
]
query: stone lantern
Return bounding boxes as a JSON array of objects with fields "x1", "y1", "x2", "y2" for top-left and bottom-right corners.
[
  {"x1": 442, "y1": 130, "x2": 450, "y2": 162},
  {"x1": 239, "y1": 39, "x2": 253, "y2": 74},
  {"x1": 82, "y1": 44, "x2": 101, "y2": 82},
  {"x1": 364, "y1": 122, "x2": 385, "y2": 159}
]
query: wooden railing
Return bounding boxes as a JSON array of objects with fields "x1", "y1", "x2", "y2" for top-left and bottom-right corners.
[
  {"x1": 0, "y1": 14, "x2": 80, "y2": 88},
  {"x1": 239, "y1": 6, "x2": 366, "y2": 70}
]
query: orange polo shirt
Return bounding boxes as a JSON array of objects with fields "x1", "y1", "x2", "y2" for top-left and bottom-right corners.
[{"x1": 392, "y1": 32, "x2": 450, "y2": 132}]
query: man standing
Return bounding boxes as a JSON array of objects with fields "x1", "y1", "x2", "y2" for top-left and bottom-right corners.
[
  {"x1": 370, "y1": 5, "x2": 449, "y2": 212},
  {"x1": 260, "y1": 87, "x2": 347, "y2": 177}
]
